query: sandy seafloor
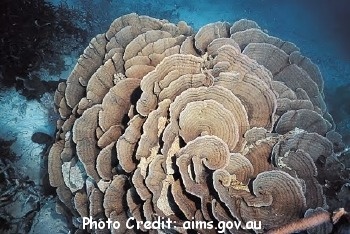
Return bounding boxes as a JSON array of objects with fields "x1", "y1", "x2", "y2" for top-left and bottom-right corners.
[{"x1": 0, "y1": 0, "x2": 349, "y2": 233}]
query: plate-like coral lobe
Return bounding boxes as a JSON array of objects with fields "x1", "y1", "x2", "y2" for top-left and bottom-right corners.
[{"x1": 48, "y1": 13, "x2": 343, "y2": 233}]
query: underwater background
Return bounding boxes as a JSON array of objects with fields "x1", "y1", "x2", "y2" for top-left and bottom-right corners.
[{"x1": 0, "y1": 0, "x2": 349, "y2": 233}]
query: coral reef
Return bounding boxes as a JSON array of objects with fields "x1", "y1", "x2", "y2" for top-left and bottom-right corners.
[
  {"x1": 48, "y1": 14, "x2": 349, "y2": 233},
  {"x1": 0, "y1": 138, "x2": 51, "y2": 233}
]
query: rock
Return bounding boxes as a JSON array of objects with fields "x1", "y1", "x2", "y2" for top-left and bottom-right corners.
[
  {"x1": 3, "y1": 191, "x2": 39, "y2": 219},
  {"x1": 29, "y1": 198, "x2": 69, "y2": 234},
  {"x1": 31, "y1": 132, "x2": 52, "y2": 145}
]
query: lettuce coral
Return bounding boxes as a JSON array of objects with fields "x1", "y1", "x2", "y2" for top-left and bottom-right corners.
[{"x1": 48, "y1": 14, "x2": 347, "y2": 233}]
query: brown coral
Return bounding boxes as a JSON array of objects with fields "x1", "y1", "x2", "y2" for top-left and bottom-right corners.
[{"x1": 49, "y1": 13, "x2": 343, "y2": 233}]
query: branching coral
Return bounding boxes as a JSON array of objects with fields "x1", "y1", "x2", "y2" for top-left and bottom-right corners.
[{"x1": 48, "y1": 14, "x2": 348, "y2": 233}]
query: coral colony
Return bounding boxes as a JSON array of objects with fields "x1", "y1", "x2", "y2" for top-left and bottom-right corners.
[{"x1": 49, "y1": 14, "x2": 349, "y2": 233}]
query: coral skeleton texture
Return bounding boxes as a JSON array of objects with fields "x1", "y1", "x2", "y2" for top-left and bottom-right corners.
[{"x1": 48, "y1": 14, "x2": 347, "y2": 233}]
